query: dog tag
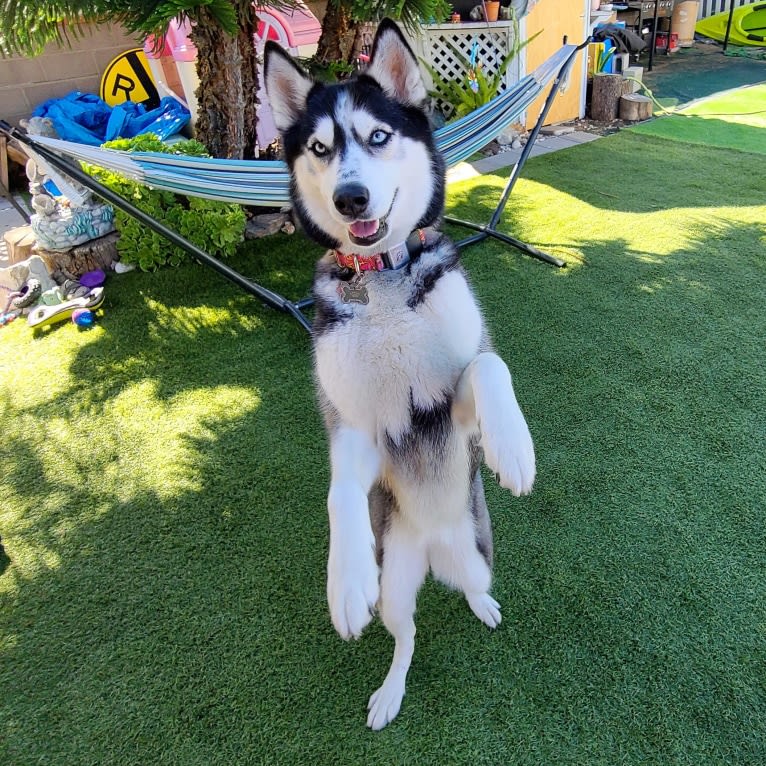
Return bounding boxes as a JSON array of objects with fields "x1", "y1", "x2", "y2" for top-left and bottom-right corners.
[{"x1": 337, "y1": 274, "x2": 369, "y2": 304}]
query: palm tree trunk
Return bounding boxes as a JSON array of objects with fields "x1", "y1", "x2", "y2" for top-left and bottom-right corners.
[
  {"x1": 315, "y1": 0, "x2": 357, "y2": 66},
  {"x1": 190, "y1": 5, "x2": 259, "y2": 159}
]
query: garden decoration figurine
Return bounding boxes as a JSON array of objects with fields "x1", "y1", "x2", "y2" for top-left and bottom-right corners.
[{"x1": 20, "y1": 117, "x2": 115, "y2": 252}]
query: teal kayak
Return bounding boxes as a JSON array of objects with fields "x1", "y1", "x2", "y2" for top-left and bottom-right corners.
[{"x1": 695, "y1": 3, "x2": 766, "y2": 45}]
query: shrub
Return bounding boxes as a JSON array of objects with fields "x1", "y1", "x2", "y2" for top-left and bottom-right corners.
[{"x1": 84, "y1": 134, "x2": 246, "y2": 271}]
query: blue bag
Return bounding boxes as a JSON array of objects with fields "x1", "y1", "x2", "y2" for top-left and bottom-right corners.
[{"x1": 33, "y1": 92, "x2": 190, "y2": 145}]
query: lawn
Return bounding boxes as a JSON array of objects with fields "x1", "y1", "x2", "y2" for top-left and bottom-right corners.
[
  {"x1": 1, "y1": 126, "x2": 765, "y2": 764},
  {"x1": 631, "y1": 82, "x2": 766, "y2": 155}
]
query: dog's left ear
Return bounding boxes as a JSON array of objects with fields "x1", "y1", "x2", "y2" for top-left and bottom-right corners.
[
  {"x1": 264, "y1": 41, "x2": 315, "y2": 132},
  {"x1": 365, "y1": 19, "x2": 427, "y2": 106}
]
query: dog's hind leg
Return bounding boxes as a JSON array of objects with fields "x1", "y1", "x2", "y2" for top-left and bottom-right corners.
[
  {"x1": 327, "y1": 426, "x2": 382, "y2": 640},
  {"x1": 367, "y1": 519, "x2": 428, "y2": 730},
  {"x1": 453, "y1": 352, "x2": 536, "y2": 497},
  {"x1": 429, "y1": 515, "x2": 502, "y2": 630}
]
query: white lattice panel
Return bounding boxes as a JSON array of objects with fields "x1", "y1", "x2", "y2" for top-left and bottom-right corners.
[{"x1": 407, "y1": 21, "x2": 524, "y2": 118}]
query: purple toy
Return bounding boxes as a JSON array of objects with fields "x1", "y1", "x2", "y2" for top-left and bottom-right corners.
[{"x1": 80, "y1": 269, "x2": 106, "y2": 288}]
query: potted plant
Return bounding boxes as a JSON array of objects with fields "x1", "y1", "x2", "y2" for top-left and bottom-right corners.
[{"x1": 484, "y1": 1, "x2": 501, "y2": 21}]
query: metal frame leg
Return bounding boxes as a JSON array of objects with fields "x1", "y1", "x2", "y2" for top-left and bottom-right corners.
[{"x1": 445, "y1": 39, "x2": 591, "y2": 269}]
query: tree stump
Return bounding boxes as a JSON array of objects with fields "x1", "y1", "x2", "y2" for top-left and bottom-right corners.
[
  {"x1": 620, "y1": 93, "x2": 653, "y2": 122},
  {"x1": 591, "y1": 74, "x2": 629, "y2": 122},
  {"x1": 3, "y1": 225, "x2": 36, "y2": 265},
  {"x1": 38, "y1": 231, "x2": 119, "y2": 282}
]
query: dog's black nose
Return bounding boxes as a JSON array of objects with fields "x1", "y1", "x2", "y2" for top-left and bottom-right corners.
[{"x1": 333, "y1": 183, "x2": 369, "y2": 218}]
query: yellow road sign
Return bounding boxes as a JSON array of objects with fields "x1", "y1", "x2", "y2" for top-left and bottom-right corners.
[{"x1": 100, "y1": 48, "x2": 160, "y2": 109}]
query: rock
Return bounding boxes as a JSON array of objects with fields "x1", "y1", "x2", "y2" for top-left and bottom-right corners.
[
  {"x1": 541, "y1": 124, "x2": 575, "y2": 136},
  {"x1": 245, "y1": 212, "x2": 290, "y2": 240},
  {"x1": 0, "y1": 254, "x2": 57, "y2": 294},
  {"x1": 496, "y1": 128, "x2": 517, "y2": 146}
]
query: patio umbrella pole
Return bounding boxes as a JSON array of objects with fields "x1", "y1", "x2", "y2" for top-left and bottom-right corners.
[
  {"x1": 0, "y1": 120, "x2": 313, "y2": 333},
  {"x1": 723, "y1": 0, "x2": 736, "y2": 52}
]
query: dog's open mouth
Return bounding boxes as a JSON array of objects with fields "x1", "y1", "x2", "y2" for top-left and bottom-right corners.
[
  {"x1": 349, "y1": 218, "x2": 386, "y2": 246},
  {"x1": 347, "y1": 191, "x2": 397, "y2": 247}
]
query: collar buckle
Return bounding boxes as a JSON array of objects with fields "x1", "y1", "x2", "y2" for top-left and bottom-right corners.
[{"x1": 335, "y1": 228, "x2": 429, "y2": 274}]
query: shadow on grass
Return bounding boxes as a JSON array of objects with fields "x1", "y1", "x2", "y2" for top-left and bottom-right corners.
[{"x1": 1, "y1": 181, "x2": 765, "y2": 762}]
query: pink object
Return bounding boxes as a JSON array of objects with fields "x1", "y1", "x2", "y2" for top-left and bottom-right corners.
[
  {"x1": 144, "y1": 4, "x2": 321, "y2": 62},
  {"x1": 145, "y1": 17, "x2": 196, "y2": 62},
  {"x1": 255, "y1": 4, "x2": 322, "y2": 51}
]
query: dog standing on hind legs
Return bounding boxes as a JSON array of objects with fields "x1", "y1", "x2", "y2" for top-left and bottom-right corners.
[{"x1": 264, "y1": 19, "x2": 536, "y2": 730}]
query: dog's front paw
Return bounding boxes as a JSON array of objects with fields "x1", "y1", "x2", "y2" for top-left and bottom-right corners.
[
  {"x1": 481, "y1": 401, "x2": 536, "y2": 496},
  {"x1": 327, "y1": 542, "x2": 379, "y2": 640}
]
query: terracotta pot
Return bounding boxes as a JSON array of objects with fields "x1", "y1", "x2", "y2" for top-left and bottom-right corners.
[{"x1": 484, "y1": 1, "x2": 500, "y2": 22}]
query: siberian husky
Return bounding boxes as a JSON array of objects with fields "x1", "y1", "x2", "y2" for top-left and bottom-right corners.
[{"x1": 264, "y1": 20, "x2": 536, "y2": 730}]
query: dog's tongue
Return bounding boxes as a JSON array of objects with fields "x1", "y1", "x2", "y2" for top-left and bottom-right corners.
[{"x1": 349, "y1": 219, "x2": 380, "y2": 239}]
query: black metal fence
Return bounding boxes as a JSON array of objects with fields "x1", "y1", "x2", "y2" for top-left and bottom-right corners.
[{"x1": 697, "y1": 0, "x2": 760, "y2": 19}]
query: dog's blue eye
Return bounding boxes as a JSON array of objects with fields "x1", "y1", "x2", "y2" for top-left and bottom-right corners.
[
  {"x1": 370, "y1": 130, "x2": 390, "y2": 147},
  {"x1": 310, "y1": 141, "x2": 328, "y2": 157}
]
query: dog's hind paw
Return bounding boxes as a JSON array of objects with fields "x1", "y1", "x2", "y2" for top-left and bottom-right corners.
[
  {"x1": 327, "y1": 545, "x2": 379, "y2": 640},
  {"x1": 367, "y1": 678, "x2": 406, "y2": 730},
  {"x1": 466, "y1": 592, "x2": 502, "y2": 629}
]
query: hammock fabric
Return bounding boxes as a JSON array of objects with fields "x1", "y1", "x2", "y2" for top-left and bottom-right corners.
[
  {"x1": 24, "y1": 45, "x2": 577, "y2": 208},
  {"x1": 1, "y1": 40, "x2": 587, "y2": 333}
]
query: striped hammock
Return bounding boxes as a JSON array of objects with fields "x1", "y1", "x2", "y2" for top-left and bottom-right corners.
[{"x1": 26, "y1": 45, "x2": 576, "y2": 207}]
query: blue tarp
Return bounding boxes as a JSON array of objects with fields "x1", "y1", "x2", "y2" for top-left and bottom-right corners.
[{"x1": 32, "y1": 92, "x2": 190, "y2": 146}]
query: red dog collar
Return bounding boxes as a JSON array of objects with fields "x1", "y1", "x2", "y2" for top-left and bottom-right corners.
[{"x1": 335, "y1": 229, "x2": 427, "y2": 274}]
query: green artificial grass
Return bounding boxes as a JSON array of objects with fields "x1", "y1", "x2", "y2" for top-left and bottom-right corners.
[
  {"x1": 630, "y1": 82, "x2": 766, "y2": 155},
  {"x1": 2, "y1": 130, "x2": 766, "y2": 765}
]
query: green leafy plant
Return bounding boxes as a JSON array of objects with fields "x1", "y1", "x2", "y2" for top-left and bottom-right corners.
[
  {"x1": 345, "y1": 0, "x2": 452, "y2": 31},
  {"x1": 425, "y1": 15, "x2": 541, "y2": 120},
  {"x1": 84, "y1": 134, "x2": 245, "y2": 272},
  {"x1": 597, "y1": 46, "x2": 616, "y2": 73},
  {"x1": 302, "y1": 56, "x2": 356, "y2": 83}
]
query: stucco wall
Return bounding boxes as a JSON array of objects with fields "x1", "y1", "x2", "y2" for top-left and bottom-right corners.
[{"x1": 0, "y1": 24, "x2": 138, "y2": 127}]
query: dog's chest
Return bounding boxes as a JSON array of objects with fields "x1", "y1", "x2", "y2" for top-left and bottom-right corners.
[{"x1": 314, "y1": 266, "x2": 482, "y2": 439}]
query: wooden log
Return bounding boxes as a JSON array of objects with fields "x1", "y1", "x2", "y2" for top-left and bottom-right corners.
[
  {"x1": 38, "y1": 231, "x2": 119, "y2": 281},
  {"x1": 3, "y1": 225, "x2": 36, "y2": 265},
  {"x1": 620, "y1": 93, "x2": 653, "y2": 122},
  {"x1": 591, "y1": 73, "x2": 628, "y2": 122},
  {"x1": 0, "y1": 135, "x2": 8, "y2": 195}
]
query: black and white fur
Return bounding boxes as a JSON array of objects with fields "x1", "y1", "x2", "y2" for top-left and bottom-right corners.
[{"x1": 265, "y1": 20, "x2": 535, "y2": 730}]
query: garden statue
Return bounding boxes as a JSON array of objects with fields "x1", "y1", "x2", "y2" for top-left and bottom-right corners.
[{"x1": 20, "y1": 117, "x2": 115, "y2": 252}]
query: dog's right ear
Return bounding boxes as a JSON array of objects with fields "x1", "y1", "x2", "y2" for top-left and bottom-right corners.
[{"x1": 264, "y1": 41, "x2": 314, "y2": 132}]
